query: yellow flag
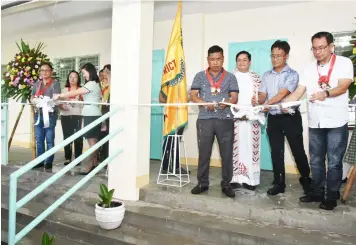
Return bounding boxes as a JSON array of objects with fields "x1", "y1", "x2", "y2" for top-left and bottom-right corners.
[{"x1": 160, "y1": 1, "x2": 188, "y2": 137}]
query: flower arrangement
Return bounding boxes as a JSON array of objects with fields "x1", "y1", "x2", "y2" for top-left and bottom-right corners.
[
  {"x1": 348, "y1": 36, "x2": 356, "y2": 100},
  {"x1": 1, "y1": 39, "x2": 53, "y2": 102}
]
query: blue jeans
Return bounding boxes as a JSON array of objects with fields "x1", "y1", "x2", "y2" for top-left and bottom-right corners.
[
  {"x1": 309, "y1": 124, "x2": 348, "y2": 200},
  {"x1": 34, "y1": 113, "x2": 57, "y2": 165}
]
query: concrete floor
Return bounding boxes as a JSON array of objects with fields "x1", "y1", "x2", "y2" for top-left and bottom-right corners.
[{"x1": 6, "y1": 147, "x2": 356, "y2": 223}]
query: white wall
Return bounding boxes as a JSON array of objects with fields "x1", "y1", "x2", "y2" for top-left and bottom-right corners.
[{"x1": 2, "y1": 1, "x2": 355, "y2": 168}]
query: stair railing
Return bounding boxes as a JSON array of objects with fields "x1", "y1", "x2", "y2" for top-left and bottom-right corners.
[
  {"x1": 7, "y1": 105, "x2": 124, "y2": 245},
  {"x1": 1, "y1": 103, "x2": 9, "y2": 165}
]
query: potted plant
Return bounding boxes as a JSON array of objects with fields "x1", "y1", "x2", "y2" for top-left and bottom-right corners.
[
  {"x1": 42, "y1": 232, "x2": 54, "y2": 245},
  {"x1": 95, "y1": 183, "x2": 125, "y2": 230}
]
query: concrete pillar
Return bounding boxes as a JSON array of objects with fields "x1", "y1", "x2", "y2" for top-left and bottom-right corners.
[{"x1": 108, "y1": 1, "x2": 154, "y2": 200}]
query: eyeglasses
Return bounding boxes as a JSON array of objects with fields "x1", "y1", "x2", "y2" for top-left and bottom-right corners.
[
  {"x1": 270, "y1": 54, "x2": 285, "y2": 60},
  {"x1": 311, "y1": 45, "x2": 329, "y2": 52},
  {"x1": 40, "y1": 69, "x2": 51, "y2": 73}
]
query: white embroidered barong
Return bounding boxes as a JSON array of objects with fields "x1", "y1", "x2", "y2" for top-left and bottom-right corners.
[{"x1": 231, "y1": 71, "x2": 262, "y2": 186}]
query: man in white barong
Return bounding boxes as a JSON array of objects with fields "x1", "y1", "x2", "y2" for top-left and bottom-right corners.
[{"x1": 231, "y1": 51, "x2": 263, "y2": 190}]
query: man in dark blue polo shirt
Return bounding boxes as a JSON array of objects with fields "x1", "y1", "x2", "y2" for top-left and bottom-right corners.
[{"x1": 190, "y1": 45, "x2": 239, "y2": 198}]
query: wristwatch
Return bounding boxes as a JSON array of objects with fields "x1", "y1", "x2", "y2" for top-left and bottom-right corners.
[{"x1": 325, "y1": 90, "x2": 330, "y2": 98}]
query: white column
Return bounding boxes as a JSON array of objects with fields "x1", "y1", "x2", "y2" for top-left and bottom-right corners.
[{"x1": 108, "y1": 1, "x2": 154, "y2": 200}]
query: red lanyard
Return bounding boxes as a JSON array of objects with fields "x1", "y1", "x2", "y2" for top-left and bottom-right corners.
[
  {"x1": 101, "y1": 86, "x2": 109, "y2": 96},
  {"x1": 317, "y1": 54, "x2": 336, "y2": 86},
  {"x1": 35, "y1": 79, "x2": 53, "y2": 97},
  {"x1": 205, "y1": 68, "x2": 226, "y2": 90}
]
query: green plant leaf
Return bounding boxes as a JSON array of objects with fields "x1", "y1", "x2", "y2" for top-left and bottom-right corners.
[
  {"x1": 100, "y1": 183, "x2": 109, "y2": 197},
  {"x1": 107, "y1": 189, "x2": 115, "y2": 207}
]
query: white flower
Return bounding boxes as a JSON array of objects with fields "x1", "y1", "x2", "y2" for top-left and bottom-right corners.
[
  {"x1": 35, "y1": 65, "x2": 38, "y2": 68},
  {"x1": 6, "y1": 73, "x2": 9, "y2": 77},
  {"x1": 1, "y1": 80, "x2": 5, "y2": 85},
  {"x1": 37, "y1": 61, "x2": 41, "y2": 65}
]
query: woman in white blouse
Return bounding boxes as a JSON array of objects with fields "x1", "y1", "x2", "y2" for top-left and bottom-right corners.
[
  {"x1": 54, "y1": 63, "x2": 105, "y2": 175},
  {"x1": 59, "y1": 71, "x2": 83, "y2": 166}
]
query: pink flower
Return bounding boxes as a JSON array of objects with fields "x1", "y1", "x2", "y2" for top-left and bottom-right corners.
[{"x1": 13, "y1": 77, "x2": 20, "y2": 85}]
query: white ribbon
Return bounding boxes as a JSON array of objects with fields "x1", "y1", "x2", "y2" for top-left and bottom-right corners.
[{"x1": 34, "y1": 96, "x2": 56, "y2": 128}]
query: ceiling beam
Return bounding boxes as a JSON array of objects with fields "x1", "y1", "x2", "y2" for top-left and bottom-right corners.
[{"x1": 1, "y1": 0, "x2": 70, "y2": 17}]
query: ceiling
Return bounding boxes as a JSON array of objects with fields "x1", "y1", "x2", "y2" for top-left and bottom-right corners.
[{"x1": 2, "y1": 1, "x2": 304, "y2": 40}]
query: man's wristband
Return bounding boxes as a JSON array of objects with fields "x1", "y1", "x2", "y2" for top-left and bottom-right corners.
[{"x1": 325, "y1": 90, "x2": 330, "y2": 98}]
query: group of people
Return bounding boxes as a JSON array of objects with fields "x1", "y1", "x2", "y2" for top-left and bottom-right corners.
[
  {"x1": 188, "y1": 31, "x2": 354, "y2": 211},
  {"x1": 30, "y1": 63, "x2": 111, "y2": 175},
  {"x1": 29, "y1": 30, "x2": 354, "y2": 211}
]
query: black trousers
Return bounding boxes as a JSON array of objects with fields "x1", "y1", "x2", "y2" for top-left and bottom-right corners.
[
  {"x1": 61, "y1": 115, "x2": 83, "y2": 161},
  {"x1": 162, "y1": 127, "x2": 184, "y2": 170},
  {"x1": 196, "y1": 119, "x2": 234, "y2": 188},
  {"x1": 98, "y1": 118, "x2": 109, "y2": 162},
  {"x1": 267, "y1": 110, "x2": 310, "y2": 186}
]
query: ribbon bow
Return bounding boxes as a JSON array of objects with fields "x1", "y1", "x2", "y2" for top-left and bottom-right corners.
[
  {"x1": 230, "y1": 105, "x2": 266, "y2": 125},
  {"x1": 318, "y1": 76, "x2": 329, "y2": 86},
  {"x1": 34, "y1": 96, "x2": 56, "y2": 128}
]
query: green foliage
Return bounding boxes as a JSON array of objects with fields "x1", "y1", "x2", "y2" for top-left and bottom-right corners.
[
  {"x1": 42, "y1": 232, "x2": 55, "y2": 245},
  {"x1": 98, "y1": 183, "x2": 115, "y2": 208}
]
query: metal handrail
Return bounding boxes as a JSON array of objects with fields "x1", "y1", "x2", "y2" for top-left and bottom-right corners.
[
  {"x1": 7, "y1": 105, "x2": 124, "y2": 245},
  {"x1": 1, "y1": 104, "x2": 9, "y2": 165}
]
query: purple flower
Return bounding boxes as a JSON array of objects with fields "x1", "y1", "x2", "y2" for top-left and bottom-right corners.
[{"x1": 13, "y1": 77, "x2": 20, "y2": 85}]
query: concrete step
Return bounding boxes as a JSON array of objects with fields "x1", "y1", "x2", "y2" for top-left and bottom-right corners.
[
  {"x1": 139, "y1": 184, "x2": 356, "y2": 236},
  {"x1": 2, "y1": 168, "x2": 356, "y2": 245},
  {"x1": 1, "y1": 221, "x2": 86, "y2": 245},
  {"x1": 1, "y1": 203, "x2": 214, "y2": 245}
]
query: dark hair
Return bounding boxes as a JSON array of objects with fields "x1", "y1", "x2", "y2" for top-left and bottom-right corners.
[
  {"x1": 311, "y1": 31, "x2": 334, "y2": 45},
  {"x1": 65, "y1": 70, "x2": 81, "y2": 88},
  {"x1": 41, "y1": 62, "x2": 53, "y2": 70},
  {"x1": 236, "y1": 51, "x2": 251, "y2": 62},
  {"x1": 81, "y1": 63, "x2": 100, "y2": 83},
  {"x1": 99, "y1": 69, "x2": 104, "y2": 74},
  {"x1": 103, "y1": 64, "x2": 111, "y2": 71},
  {"x1": 208, "y1": 45, "x2": 224, "y2": 56},
  {"x1": 271, "y1": 40, "x2": 290, "y2": 54}
]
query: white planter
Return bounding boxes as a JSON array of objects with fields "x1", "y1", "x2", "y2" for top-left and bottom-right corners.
[{"x1": 95, "y1": 200, "x2": 125, "y2": 230}]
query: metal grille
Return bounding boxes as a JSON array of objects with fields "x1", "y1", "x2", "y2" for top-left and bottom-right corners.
[{"x1": 54, "y1": 58, "x2": 76, "y2": 89}]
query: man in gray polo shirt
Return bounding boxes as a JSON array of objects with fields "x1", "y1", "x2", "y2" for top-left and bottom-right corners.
[
  {"x1": 190, "y1": 45, "x2": 239, "y2": 198},
  {"x1": 31, "y1": 63, "x2": 61, "y2": 169}
]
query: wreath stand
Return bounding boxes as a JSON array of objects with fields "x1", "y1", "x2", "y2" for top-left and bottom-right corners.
[
  {"x1": 341, "y1": 165, "x2": 356, "y2": 203},
  {"x1": 7, "y1": 98, "x2": 36, "y2": 159}
]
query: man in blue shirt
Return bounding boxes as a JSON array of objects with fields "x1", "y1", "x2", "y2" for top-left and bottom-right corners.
[
  {"x1": 190, "y1": 45, "x2": 239, "y2": 198},
  {"x1": 256, "y1": 40, "x2": 311, "y2": 195}
]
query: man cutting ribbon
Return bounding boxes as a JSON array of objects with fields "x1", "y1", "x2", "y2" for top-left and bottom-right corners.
[
  {"x1": 284, "y1": 32, "x2": 354, "y2": 210},
  {"x1": 189, "y1": 45, "x2": 239, "y2": 198},
  {"x1": 30, "y1": 63, "x2": 61, "y2": 170}
]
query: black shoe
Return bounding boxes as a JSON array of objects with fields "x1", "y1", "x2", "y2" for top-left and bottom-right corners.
[
  {"x1": 162, "y1": 168, "x2": 191, "y2": 175},
  {"x1": 299, "y1": 195, "x2": 325, "y2": 203},
  {"x1": 342, "y1": 178, "x2": 348, "y2": 184},
  {"x1": 299, "y1": 177, "x2": 312, "y2": 194},
  {"x1": 44, "y1": 163, "x2": 53, "y2": 169},
  {"x1": 267, "y1": 185, "x2": 285, "y2": 195},
  {"x1": 243, "y1": 183, "x2": 256, "y2": 191},
  {"x1": 79, "y1": 165, "x2": 97, "y2": 175},
  {"x1": 222, "y1": 186, "x2": 236, "y2": 198},
  {"x1": 191, "y1": 185, "x2": 209, "y2": 195},
  {"x1": 32, "y1": 163, "x2": 44, "y2": 169},
  {"x1": 231, "y1": 183, "x2": 240, "y2": 189},
  {"x1": 319, "y1": 199, "x2": 337, "y2": 210},
  {"x1": 64, "y1": 161, "x2": 71, "y2": 166}
]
